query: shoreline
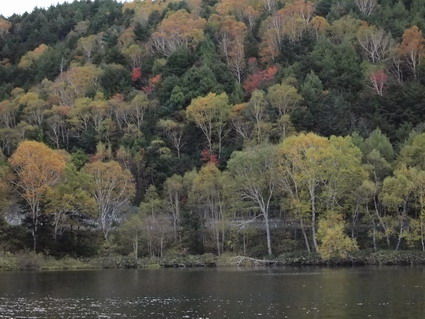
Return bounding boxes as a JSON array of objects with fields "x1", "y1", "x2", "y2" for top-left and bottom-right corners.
[{"x1": 2, "y1": 250, "x2": 425, "y2": 271}]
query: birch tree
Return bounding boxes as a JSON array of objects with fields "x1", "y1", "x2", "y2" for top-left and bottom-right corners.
[
  {"x1": 186, "y1": 92, "x2": 231, "y2": 159},
  {"x1": 83, "y1": 160, "x2": 135, "y2": 240},
  {"x1": 227, "y1": 144, "x2": 278, "y2": 255},
  {"x1": 9, "y1": 141, "x2": 67, "y2": 251}
]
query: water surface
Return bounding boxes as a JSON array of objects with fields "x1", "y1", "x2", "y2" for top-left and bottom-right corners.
[{"x1": 0, "y1": 266, "x2": 424, "y2": 318}]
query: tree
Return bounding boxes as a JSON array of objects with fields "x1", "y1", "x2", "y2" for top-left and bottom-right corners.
[
  {"x1": 259, "y1": 0, "x2": 314, "y2": 60},
  {"x1": 0, "y1": 100, "x2": 18, "y2": 128},
  {"x1": 259, "y1": 15, "x2": 283, "y2": 62},
  {"x1": 398, "y1": 132, "x2": 425, "y2": 170},
  {"x1": 9, "y1": 141, "x2": 67, "y2": 251},
  {"x1": 410, "y1": 169, "x2": 425, "y2": 250},
  {"x1": 381, "y1": 167, "x2": 415, "y2": 250},
  {"x1": 83, "y1": 94, "x2": 110, "y2": 141},
  {"x1": 118, "y1": 27, "x2": 136, "y2": 49},
  {"x1": 328, "y1": 16, "x2": 363, "y2": 44},
  {"x1": 311, "y1": 16, "x2": 329, "y2": 39},
  {"x1": 139, "y1": 185, "x2": 172, "y2": 257},
  {"x1": 127, "y1": 92, "x2": 152, "y2": 129},
  {"x1": 267, "y1": 81, "x2": 302, "y2": 138},
  {"x1": 229, "y1": 103, "x2": 255, "y2": 142},
  {"x1": 17, "y1": 92, "x2": 47, "y2": 127},
  {"x1": 186, "y1": 92, "x2": 231, "y2": 158},
  {"x1": 0, "y1": 122, "x2": 35, "y2": 157},
  {"x1": 227, "y1": 144, "x2": 278, "y2": 256},
  {"x1": 0, "y1": 17, "x2": 11, "y2": 36},
  {"x1": 158, "y1": 119, "x2": 185, "y2": 158},
  {"x1": 52, "y1": 64, "x2": 102, "y2": 105},
  {"x1": 243, "y1": 64, "x2": 278, "y2": 93},
  {"x1": 246, "y1": 90, "x2": 270, "y2": 144},
  {"x1": 77, "y1": 35, "x2": 99, "y2": 62},
  {"x1": 0, "y1": 154, "x2": 13, "y2": 213},
  {"x1": 18, "y1": 44, "x2": 49, "y2": 69},
  {"x1": 362, "y1": 129, "x2": 394, "y2": 163},
  {"x1": 100, "y1": 64, "x2": 131, "y2": 98},
  {"x1": 151, "y1": 10, "x2": 206, "y2": 56},
  {"x1": 267, "y1": 83, "x2": 302, "y2": 116},
  {"x1": 317, "y1": 211, "x2": 358, "y2": 260},
  {"x1": 278, "y1": 133, "x2": 329, "y2": 252},
  {"x1": 45, "y1": 165, "x2": 95, "y2": 240},
  {"x1": 45, "y1": 105, "x2": 72, "y2": 149},
  {"x1": 354, "y1": 0, "x2": 377, "y2": 16},
  {"x1": 215, "y1": 0, "x2": 261, "y2": 28},
  {"x1": 356, "y1": 129, "x2": 394, "y2": 248},
  {"x1": 164, "y1": 174, "x2": 184, "y2": 240},
  {"x1": 262, "y1": 0, "x2": 277, "y2": 13},
  {"x1": 278, "y1": 134, "x2": 366, "y2": 252},
  {"x1": 191, "y1": 162, "x2": 227, "y2": 255},
  {"x1": 178, "y1": 169, "x2": 204, "y2": 254},
  {"x1": 210, "y1": 15, "x2": 248, "y2": 83},
  {"x1": 119, "y1": 212, "x2": 144, "y2": 263},
  {"x1": 368, "y1": 69, "x2": 389, "y2": 96},
  {"x1": 124, "y1": 0, "x2": 169, "y2": 27},
  {"x1": 326, "y1": 137, "x2": 369, "y2": 246},
  {"x1": 122, "y1": 44, "x2": 144, "y2": 69},
  {"x1": 357, "y1": 25, "x2": 393, "y2": 63},
  {"x1": 398, "y1": 26, "x2": 425, "y2": 78},
  {"x1": 83, "y1": 160, "x2": 135, "y2": 240}
]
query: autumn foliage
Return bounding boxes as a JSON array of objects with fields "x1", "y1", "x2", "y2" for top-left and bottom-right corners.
[
  {"x1": 243, "y1": 65, "x2": 278, "y2": 93},
  {"x1": 9, "y1": 141, "x2": 67, "y2": 250},
  {"x1": 369, "y1": 69, "x2": 388, "y2": 96},
  {"x1": 9, "y1": 141, "x2": 67, "y2": 203},
  {"x1": 0, "y1": 17, "x2": 11, "y2": 36},
  {"x1": 200, "y1": 149, "x2": 219, "y2": 165},
  {"x1": 83, "y1": 160, "x2": 135, "y2": 239},
  {"x1": 143, "y1": 74, "x2": 161, "y2": 94},
  {"x1": 2, "y1": 0, "x2": 425, "y2": 260},
  {"x1": 131, "y1": 67, "x2": 142, "y2": 82},
  {"x1": 151, "y1": 10, "x2": 206, "y2": 56},
  {"x1": 398, "y1": 26, "x2": 425, "y2": 77}
]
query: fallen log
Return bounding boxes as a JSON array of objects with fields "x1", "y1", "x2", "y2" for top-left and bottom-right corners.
[{"x1": 230, "y1": 256, "x2": 281, "y2": 267}]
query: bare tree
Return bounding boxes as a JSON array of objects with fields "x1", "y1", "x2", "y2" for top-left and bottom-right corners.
[
  {"x1": 355, "y1": 0, "x2": 377, "y2": 16},
  {"x1": 357, "y1": 26, "x2": 393, "y2": 63}
]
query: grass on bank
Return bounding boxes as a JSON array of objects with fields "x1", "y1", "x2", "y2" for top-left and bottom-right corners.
[{"x1": 2, "y1": 250, "x2": 425, "y2": 271}]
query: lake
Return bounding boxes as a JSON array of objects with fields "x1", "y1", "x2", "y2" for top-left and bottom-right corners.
[{"x1": 0, "y1": 266, "x2": 424, "y2": 318}]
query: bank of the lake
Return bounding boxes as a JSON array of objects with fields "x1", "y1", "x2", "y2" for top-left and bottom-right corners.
[{"x1": 2, "y1": 250, "x2": 425, "y2": 271}]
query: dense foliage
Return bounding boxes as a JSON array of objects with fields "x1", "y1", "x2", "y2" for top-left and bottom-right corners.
[{"x1": 1, "y1": 0, "x2": 425, "y2": 260}]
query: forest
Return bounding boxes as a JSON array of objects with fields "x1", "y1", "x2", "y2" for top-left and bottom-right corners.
[{"x1": 1, "y1": 0, "x2": 425, "y2": 263}]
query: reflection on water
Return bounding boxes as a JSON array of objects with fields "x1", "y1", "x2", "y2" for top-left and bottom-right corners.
[{"x1": 0, "y1": 267, "x2": 424, "y2": 318}]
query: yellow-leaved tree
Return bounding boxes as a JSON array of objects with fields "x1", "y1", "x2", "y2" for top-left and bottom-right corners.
[
  {"x1": 83, "y1": 160, "x2": 135, "y2": 240},
  {"x1": 317, "y1": 211, "x2": 358, "y2": 261},
  {"x1": 186, "y1": 92, "x2": 231, "y2": 159},
  {"x1": 151, "y1": 10, "x2": 206, "y2": 56},
  {"x1": 9, "y1": 141, "x2": 67, "y2": 251}
]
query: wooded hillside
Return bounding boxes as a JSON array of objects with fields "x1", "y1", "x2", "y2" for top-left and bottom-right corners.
[{"x1": 1, "y1": 0, "x2": 425, "y2": 260}]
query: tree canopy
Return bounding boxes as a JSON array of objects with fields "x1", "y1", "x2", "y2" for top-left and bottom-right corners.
[{"x1": 2, "y1": 0, "x2": 425, "y2": 260}]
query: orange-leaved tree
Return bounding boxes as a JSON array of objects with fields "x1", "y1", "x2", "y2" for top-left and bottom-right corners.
[
  {"x1": 9, "y1": 141, "x2": 67, "y2": 251},
  {"x1": 210, "y1": 14, "x2": 248, "y2": 83},
  {"x1": 0, "y1": 17, "x2": 11, "y2": 36},
  {"x1": 398, "y1": 26, "x2": 425, "y2": 79}
]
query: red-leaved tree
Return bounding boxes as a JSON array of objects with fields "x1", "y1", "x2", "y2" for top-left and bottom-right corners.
[
  {"x1": 369, "y1": 69, "x2": 388, "y2": 96},
  {"x1": 131, "y1": 67, "x2": 142, "y2": 82},
  {"x1": 200, "y1": 149, "x2": 219, "y2": 166},
  {"x1": 243, "y1": 65, "x2": 278, "y2": 94}
]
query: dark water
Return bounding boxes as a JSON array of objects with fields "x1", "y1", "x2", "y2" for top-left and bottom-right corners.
[{"x1": 0, "y1": 267, "x2": 424, "y2": 318}]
